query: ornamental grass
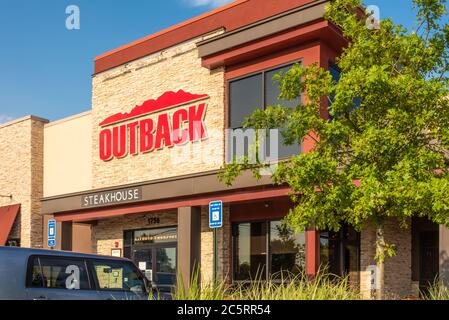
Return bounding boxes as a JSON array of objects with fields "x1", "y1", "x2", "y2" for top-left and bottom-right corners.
[{"x1": 170, "y1": 268, "x2": 360, "y2": 300}]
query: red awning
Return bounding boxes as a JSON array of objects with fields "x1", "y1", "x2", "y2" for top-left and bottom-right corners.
[{"x1": 0, "y1": 204, "x2": 20, "y2": 245}]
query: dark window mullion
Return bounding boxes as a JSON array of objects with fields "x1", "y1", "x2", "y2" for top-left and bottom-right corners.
[
  {"x1": 228, "y1": 81, "x2": 233, "y2": 128},
  {"x1": 262, "y1": 70, "x2": 266, "y2": 110},
  {"x1": 152, "y1": 247, "x2": 157, "y2": 284},
  {"x1": 266, "y1": 220, "x2": 270, "y2": 280}
]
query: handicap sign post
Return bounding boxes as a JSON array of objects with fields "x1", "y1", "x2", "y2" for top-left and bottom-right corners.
[
  {"x1": 47, "y1": 219, "x2": 56, "y2": 248},
  {"x1": 209, "y1": 201, "x2": 223, "y2": 282},
  {"x1": 209, "y1": 200, "x2": 223, "y2": 228}
]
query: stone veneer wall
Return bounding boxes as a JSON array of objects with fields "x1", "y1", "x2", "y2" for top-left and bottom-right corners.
[
  {"x1": 201, "y1": 204, "x2": 231, "y2": 283},
  {"x1": 92, "y1": 205, "x2": 231, "y2": 285},
  {"x1": 360, "y1": 219, "x2": 414, "y2": 299},
  {"x1": 0, "y1": 116, "x2": 47, "y2": 248},
  {"x1": 91, "y1": 32, "x2": 225, "y2": 189}
]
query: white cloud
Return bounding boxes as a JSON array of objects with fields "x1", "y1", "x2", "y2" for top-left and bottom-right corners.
[
  {"x1": 0, "y1": 115, "x2": 13, "y2": 124},
  {"x1": 184, "y1": 0, "x2": 234, "y2": 8}
]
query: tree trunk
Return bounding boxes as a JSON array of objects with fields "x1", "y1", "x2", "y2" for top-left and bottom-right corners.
[{"x1": 375, "y1": 222, "x2": 385, "y2": 300}]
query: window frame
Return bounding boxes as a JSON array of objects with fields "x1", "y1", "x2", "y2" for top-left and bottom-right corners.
[{"x1": 25, "y1": 255, "x2": 94, "y2": 291}]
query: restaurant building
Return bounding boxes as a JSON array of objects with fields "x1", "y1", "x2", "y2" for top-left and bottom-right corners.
[{"x1": 1, "y1": 0, "x2": 449, "y2": 299}]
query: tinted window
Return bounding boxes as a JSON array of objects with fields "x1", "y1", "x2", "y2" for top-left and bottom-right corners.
[
  {"x1": 265, "y1": 65, "x2": 300, "y2": 109},
  {"x1": 328, "y1": 63, "x2": 341, "y2": 118},
  {"x1": 233, "y1": 220, "x2": 306, "y2": 281},
  {"x1": 92, "y1": 260, "x2": 146, "y2": 293},
  {"x1": 233, "y1": 222, "x2": 267, "y2": 281},
  {"x1": 329, "y1": 63, "x2": 341, "y2": 83},
  {"x1": 229, "y1": 63, "x2": 301, "y2": 159},
  {"x1": 29, "y1": 256, "x2": 90, "y2": 290},
  {"x1": 156, "y1": 247, "x2": 176, "y2": 286},
  {"x1": 320, "y1": 225, "x2": 360, "y2": 277},
  {"x1": 265, "y1": 130, "x2": 301, "y2": 160},
  {"x1": 229, "y1": 74, "x2": 263, "y2": 129},
  {"x1": 270, "y1": 221, "x2": 306, "y2": 278},
  {"x1": 328, "y1": 63, "x2": 360, "y2": 119},
  {"x1": 266, "y1": 65, "x2": 301, "y2": 158},
  {"x1": 28, "y1": 257, "x2": 44, "y2": 288}
]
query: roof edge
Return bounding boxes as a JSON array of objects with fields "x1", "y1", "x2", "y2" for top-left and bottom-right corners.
[
  {"x1": 0, "y1": 115, "x2": 49, "y2": 130},
  {"x1": 94, "y1": 0, "x2": 249, "y2": 61}
]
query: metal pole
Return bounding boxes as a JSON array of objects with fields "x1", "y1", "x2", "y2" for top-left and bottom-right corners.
[{"x1": 213, "y1": 228, "x2": 218, "y2": 283}]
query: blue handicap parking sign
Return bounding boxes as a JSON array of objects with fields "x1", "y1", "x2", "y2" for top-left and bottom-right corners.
[
  {"x1": 209, "y1": 201, "x2": 223, "y2": 228},
  {"x1": 47, "y1": 219, "x2": 56, "y2": 248}
]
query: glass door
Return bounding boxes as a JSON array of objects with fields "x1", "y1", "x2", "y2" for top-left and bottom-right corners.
[
  {"x1": 125, "y1": 227, "x2": 178, "y2": 293},
  {"x1": 132, "y1": 247, "x2": 153, "y2": 284},
  {"x1": 132, "y1": 244, "x2": 177, "y2": 292},
  {"x1": 154, "y1": 245, "x2": 177, "y2": 292}
]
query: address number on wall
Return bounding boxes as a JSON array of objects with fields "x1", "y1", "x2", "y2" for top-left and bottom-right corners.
[{"x1": 148, "y1": 217, "x2": 160, "y2": 225}]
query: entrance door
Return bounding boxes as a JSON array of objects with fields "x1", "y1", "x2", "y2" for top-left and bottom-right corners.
[
  {"x1": 125, "y1": 227, "x2": 178, "y2": 294},
  {"x1": 155, "y1": 245, "x2": 177, "y2": 292},
  {"x1": 132, "y1": 247, "x2": 153, "y2": 284},
  {"x1": 419, "y1": 230, "x2": 439, "y2": 291},
  {"x1": 132, "y1": 244, "x2": 177, "y2": 293}
]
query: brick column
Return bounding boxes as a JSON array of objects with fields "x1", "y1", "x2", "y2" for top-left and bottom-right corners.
[
  {"x1": 360, "y1": 219, "x2": 413, "y2": 299},
  {"x1": 177, "y1": 206, "x2": 201, "y2": 290}
]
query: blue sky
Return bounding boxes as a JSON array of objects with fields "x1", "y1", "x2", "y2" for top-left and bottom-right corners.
[{"x1": 0, "y1": 0, "x2": 428, "y2": 122}]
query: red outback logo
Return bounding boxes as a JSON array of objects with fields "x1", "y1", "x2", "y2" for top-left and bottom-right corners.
[{"x1": 99, "y1": 90, "x2": 209, "y2": 161}]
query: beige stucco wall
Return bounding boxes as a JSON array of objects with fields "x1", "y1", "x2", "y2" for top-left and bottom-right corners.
[
  {"x1": 44, "y1": 111, "x2": 92, "y2": 197},
  {"x1": 0, "y1": 116, "x2": 47, "y2": 247},
  {"x1": 91, "y1": 32, "x2": 225, "y2": 189}
]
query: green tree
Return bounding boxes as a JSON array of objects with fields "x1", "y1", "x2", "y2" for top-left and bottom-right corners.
[{"x1": 219, "y1": 0, "x2": 449, "y2": 299}]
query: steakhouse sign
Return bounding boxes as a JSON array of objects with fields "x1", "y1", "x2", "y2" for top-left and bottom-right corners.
[{"x1": 99, "y1": 90, "x2": 209, "y2": 161}]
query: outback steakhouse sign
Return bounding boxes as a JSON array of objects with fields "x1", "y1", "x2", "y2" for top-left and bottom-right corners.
[{"x1": 99, "y1": 90, "x2": 209, "y2": 161}]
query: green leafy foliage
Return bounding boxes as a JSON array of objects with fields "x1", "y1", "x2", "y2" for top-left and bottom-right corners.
[{"x1": 220, "y1": 0, "x2": 449, "y2": 261}]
